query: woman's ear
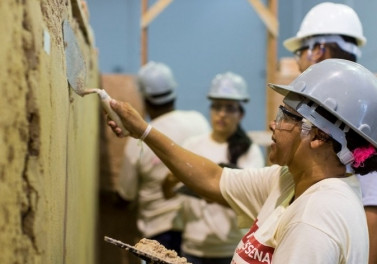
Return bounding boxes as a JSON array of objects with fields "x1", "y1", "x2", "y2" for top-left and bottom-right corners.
[
  {"x1": 311, "y1": 138, "x2": 326, "y2": 149},
  {"x1": 311, "y1": 128, "x2": 330, "y2": 149}
]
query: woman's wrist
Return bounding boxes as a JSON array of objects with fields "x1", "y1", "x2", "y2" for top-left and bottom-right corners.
[{"x1": 140, "y1": 124, "x2": 152, "y2": 141}]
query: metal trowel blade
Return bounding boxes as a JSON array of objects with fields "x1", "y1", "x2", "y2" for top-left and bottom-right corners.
[
  {"x1": 104, "y1": 236, "x2": 176, "y2": 264},
  {"x1": 63, "y1": 20, "x2": 87, "y2": 96}
]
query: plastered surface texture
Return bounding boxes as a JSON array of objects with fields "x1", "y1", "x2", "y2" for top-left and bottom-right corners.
[{"x1": 0, "y1": 1, "x2": 100, "y2": 263}]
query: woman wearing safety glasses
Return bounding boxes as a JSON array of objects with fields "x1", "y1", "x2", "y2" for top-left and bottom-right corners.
[
  {"x1": 163, "y1": 72, "x2": 265, "y2": 264},
  {"x1": 107, "y1": 59, "x2": 377, "y2": 264}
]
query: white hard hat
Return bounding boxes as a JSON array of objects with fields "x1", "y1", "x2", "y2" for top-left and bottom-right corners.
[
  {"x1": 284, "y1": 2, "x2": 366, "y2": 53},
  {"x1": 269, "y1": 59, "x2": 377, "y2": 164},
  {"x1": 208, "y1": 72, "x2": 249, "y2": 102},
  {"x1": 138, "y1": 61, "x2": 177, "y2": 105}
]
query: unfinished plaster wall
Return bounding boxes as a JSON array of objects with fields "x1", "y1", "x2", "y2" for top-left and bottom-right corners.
[{"x1": 0, "y1": 0, "x2": 100, "y2": 263}]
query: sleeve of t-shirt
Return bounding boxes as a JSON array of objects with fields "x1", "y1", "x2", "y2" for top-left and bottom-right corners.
[
  {"x1": 116, "y1": 140, "x2": 140, "y2": 200},
  {"x1": 272, "y1": 223, "x2": 340, "y2": 264},
  {"x1": 357, "y1": 172, "x2": 377, "y2": 206},
  {"x1": 220, "y1": 165, "x2": 282, "y2": 228}
]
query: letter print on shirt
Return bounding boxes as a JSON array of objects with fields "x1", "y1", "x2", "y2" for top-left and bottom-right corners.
[{"x1": 233, "y1": 221, "x2": 274, "y2": 264}]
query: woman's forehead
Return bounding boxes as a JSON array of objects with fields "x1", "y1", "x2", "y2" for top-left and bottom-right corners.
[{"x1": 211, "y1": 99, "x2": 239, "y2": 104}]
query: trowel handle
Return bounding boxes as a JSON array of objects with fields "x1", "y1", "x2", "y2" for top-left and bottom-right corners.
[{"x1": 97, "y1": 90, "x2": 130, "y2": 137}]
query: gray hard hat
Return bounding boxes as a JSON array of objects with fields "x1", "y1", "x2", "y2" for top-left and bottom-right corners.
[
  {"x1": 269, "y1": 59, "x2": 377, "y2": 165},
  {"x1": 208, "y1": 72, "x2": 249, "y2": 102},
  {"x1": 138, "y1": 61, "x2": 177, "y2": 105}
]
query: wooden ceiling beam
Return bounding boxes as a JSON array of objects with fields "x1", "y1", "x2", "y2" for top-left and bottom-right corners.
[
  {"x1": 141, "y1": 0, "x2": 174, "y2": 29},
  {"x1": 247, "y1": 0, "x2": 278, "y2": 37}
]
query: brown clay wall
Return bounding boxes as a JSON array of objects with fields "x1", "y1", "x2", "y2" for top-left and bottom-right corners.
[{"x1": 0, "y1": 1, "x2": 100, "y2": 263}]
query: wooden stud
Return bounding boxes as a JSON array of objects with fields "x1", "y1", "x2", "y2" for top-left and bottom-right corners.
[
  {"x1": 265, "y1": 0, "x2": 278, "y2": 126},
  {"x1": 247, "y1": 0, "x2": 278, "y2": 37},
  {"x1": 141, "y1": 0, "x2": 148, "y2": 65},
  {"x1": 141, "y1": 0, "x2": 174, "y2": 28}
]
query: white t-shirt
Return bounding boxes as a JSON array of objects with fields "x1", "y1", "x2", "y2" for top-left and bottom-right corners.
[
  {"x1": 118, "y1": 110, "x2": 210, "y2": 237},
  {"x1": 357, "y1": 172, "x2": 377, "y2": 206},
  {"x1": 181, "y1": 133, "x2": 265, "y2": 257},
  {"x1": 220, "y1": 165, "x2": 369, "y2": 264}
]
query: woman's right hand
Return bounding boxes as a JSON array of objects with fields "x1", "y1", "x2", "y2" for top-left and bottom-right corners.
[{"x1": 107, "y1": 99, "x2": 149, "y2": 139}]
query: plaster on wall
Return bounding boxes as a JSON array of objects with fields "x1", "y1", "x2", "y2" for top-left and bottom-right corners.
[{"x1": 0, "y1": 0, "x2": 100, "y2": 263}]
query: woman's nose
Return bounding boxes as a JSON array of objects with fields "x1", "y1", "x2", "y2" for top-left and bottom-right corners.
[{"x1": 269, "y1": 120, "x2": 276, "y2": 132}]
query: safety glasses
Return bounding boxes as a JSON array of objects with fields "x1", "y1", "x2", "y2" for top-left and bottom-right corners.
[
  {"x1": 210, "y1": 103, "x2": 240, "y2": 114},
  {"x1": 293, "y1": 45, "x2": 309, "y2": 60},
  {"x1": 275, "y1": 105, "x2": 303, "y2": 130}
]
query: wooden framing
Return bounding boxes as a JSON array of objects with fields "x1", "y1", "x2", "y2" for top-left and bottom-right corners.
[
  {"x1": 140, "y1": 0, "x2": 279, "y2": 130},
  {"x1": 141, "y1": 0, "x2": 174, "y2": 65},
  {"x1": 264, "y1": 0, "x2": 278, "y2": 127},
  {"x1": 247, "y1": 0, "x2": 278, "y2": 37},
  {"x1": 141, "y1": 0, "x2": 149, "y2": 65}
]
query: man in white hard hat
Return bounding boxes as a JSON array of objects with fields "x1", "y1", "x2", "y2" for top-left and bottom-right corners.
[
  {"x1": 284, "y1": 3, "x2": 377, "y2": 263},
  {"x1": 116, "y1": 61, "x2": 210, "y2": 254}
]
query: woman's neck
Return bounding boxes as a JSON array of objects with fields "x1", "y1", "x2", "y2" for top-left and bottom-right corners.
[
  {"x1": 289, "y1": 160, "x2": 346, "y2": 199},
  {"x1": 211, "y1": 131, "x2": 229, "y2": 143}
]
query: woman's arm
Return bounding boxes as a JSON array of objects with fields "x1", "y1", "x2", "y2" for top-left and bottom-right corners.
[{"x1": 108, "y1": 99, "x2": 227, "y2": 204}]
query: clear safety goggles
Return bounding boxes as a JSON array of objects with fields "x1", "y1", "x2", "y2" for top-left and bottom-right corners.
[
  {"x1": 275, "y1": 105, "x2": 313, "y2": 136},
  {"x1": 210, "y1": 103, "x2": 240, "y2": 114},
  {"x1": 275, "y1": 105, "x2": 304, "y2": 130},
  {"x1": 294, "y1": 35, "x2": 361, "y2": 59}
]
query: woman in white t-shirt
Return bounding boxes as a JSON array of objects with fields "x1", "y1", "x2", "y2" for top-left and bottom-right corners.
[
  {"x1": 108, "y1": 60, "x2": 377, "y2": 264},
  {"x1": 164, "y1": 72, "x2": 265, "y2": 264}
]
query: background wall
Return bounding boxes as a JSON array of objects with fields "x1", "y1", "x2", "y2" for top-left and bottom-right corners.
[
  {"x1": 87, "y1": 0, "x2": 377, "y2": 131},
  {"x1": 89, "y1": 0, "x2": 267, "y2": 131},
  {"x1": 0, "y1": 1, "x2": 100, "y2": 263}
]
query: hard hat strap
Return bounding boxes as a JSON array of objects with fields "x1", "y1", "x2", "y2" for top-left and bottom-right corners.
[
  {"x1": 284, "y1": 94, "x2": 354, "y2": 165},
  {"x1": 302, "y1": 35, "x2": 361, "y2": 59},
  {"x1": 300, "y1": 118, "x2": 313, "y2": 137},
  {"x1": 299, "y1": 100, "x2": 354, "y2": 165}
]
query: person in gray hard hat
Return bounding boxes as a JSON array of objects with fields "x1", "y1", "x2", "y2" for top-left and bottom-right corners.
[
  {"x1": 116, "y1": 61, "x2": 209, "y2": 254},
  {"x1": 284, "y1": 3, "x2": 377, "y2": 263},
  {"x1": 163, "y1": 72, "x2": 265, "y2": 264},
  {"x1": 108, "y1": 59, "x2": 377, "y2": 263}
]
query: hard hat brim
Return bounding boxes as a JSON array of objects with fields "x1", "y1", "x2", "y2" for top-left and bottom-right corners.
[
  {"x1": 283, "y1": 34, "x2": 367, "y2": 53},
  {"x1": 283, "y1": 37, "x2": 302, "y2": 53},
  {"x1": 207, "y1": 94, "x2": 249, "y2": 102},
  {"x1": 268, "y1": 82, "x2": 338, "y2": 117},
  {"x1": 268, "y1": 82, "x2": 348, "y2": 128}
]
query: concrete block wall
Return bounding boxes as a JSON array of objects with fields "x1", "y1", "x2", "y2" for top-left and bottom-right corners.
[{"x1": 0, "y1": 0, "x2": 100, "y2": 263}]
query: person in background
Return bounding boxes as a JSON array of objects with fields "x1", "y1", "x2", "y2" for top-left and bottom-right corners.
[
  {"x1": 283, "y1": 3, "x2": 377, "y2": 263},
  {"x1": 116, "y1": 61, "x2": 210, "y2": 254},
  {"x1": 284, "y1": 2, "x2": 365, "y2": 71},
  {"x1": 108, "y1": 59, "x2": 377, "y2": 263},
  {"x1": 163, "y1": 72, "x2": 265, "y2": 264}
]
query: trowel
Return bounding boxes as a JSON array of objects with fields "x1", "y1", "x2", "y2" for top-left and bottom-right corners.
[
  {"x1": 63, "y1": 19, "x2": 129, "y2": 136},
  {"x1": 104, "y1": 236, "x2": 177, "y2": 264}
]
